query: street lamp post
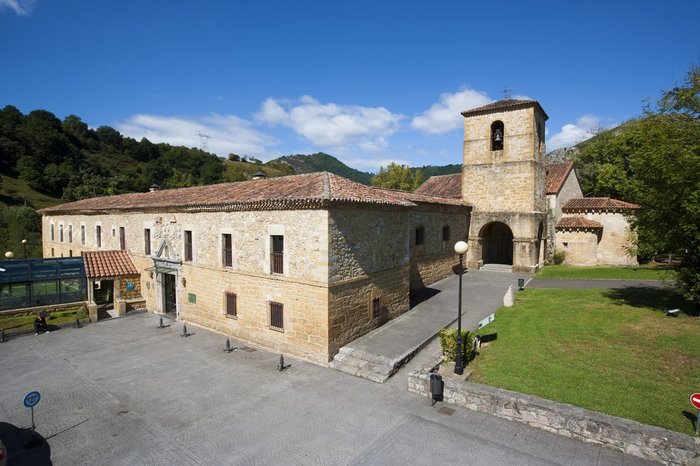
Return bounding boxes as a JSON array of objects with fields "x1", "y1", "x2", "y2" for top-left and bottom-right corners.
[
  {"x1": 453, "y1": 241, "x2": 469, "y2": 375},
  {"x1": 21, "y1": 239, "x2": 27, "y2": 259},
  {"x1": 4, "y1": 251, "x2": 15, "y2": 260}
]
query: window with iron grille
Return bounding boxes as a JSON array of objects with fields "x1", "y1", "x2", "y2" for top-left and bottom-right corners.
[
  {"x1": 271, "y1": 235, "x2": 283, "y2": 274},
  {"x1": 50, "y1": 224, "x2": 54, "y2": 241},
  {"x1": 96, "y1": 225, "x2": 102, "y2": 248},
  {"x1": 225, "y1": 292, "x2": 237, "y2": 318},
  {"x1": 144, "y1": 228, "x2": 151, "y2": 255},
  {"x1": 222, "y1": 234, "x2": 232, "y2": 267},
  {"x1": 59, "y1": 224, "x2": 64, "y2": 242},
  {"x1": 80, "y1": 225, "x2": 85, "y2": 245},
  {"x1": 184, "y1": 230, "x2": 193, "y2": 261},
  {"x1": 119, "y1": 227, "x2": 126, "y2": 250},
  {"x1": 371, "y1": 297, "x2": 382, "y2": 320},
  {"x1": 415, "y1": 227, "x2": 425, "y2": 245},
  {"x1": 269, "y1": 301, "x2": 284, "y2": 331},
  {"x1": 68, "y1": 225, "x2": 73, "y2": 243},
  {"x1": 442, "y1": 225, "x2": 450, "y2": 241}
]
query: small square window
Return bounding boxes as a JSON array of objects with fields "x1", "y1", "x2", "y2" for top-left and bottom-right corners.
[
  {"x1": 371, "y1": 297, "x2": 382, "y2": 320},
  {"x1": 415, "y1": 227, "x2": 425, "y2": 245},
  {"x1": 269, "y1": 301, "x2": 284, "y2": 331},
  {"x1": 225, "y1": 292, "x2": 237, "y2": 318},
  {"x1": 442, "y1": 225, "x2": 451, "y2": 241}
]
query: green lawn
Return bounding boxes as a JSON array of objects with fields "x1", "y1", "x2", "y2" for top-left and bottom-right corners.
[
  {"x1": 469, "y1": 288, "x2": 700, "y2": 434},
  {"x1": 0, "y1": 307, "x2": 86, "y2": 335},
  {"x1": 536, "y1": 265, "x2": 671, "y2": 280}
]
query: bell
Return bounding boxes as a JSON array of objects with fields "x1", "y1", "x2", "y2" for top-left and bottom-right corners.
[{"x1": 493, "y1": 129, "x2": 503, "y2": 143}]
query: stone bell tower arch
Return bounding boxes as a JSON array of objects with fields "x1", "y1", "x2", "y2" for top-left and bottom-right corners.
[{"x1": 461, "y1": 99, "x2": 548, "y2": 273}]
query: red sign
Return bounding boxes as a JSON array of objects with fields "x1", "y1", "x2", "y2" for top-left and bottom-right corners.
[{"x1": 691, "y1": 393, "x2": 700, "y2": 410}]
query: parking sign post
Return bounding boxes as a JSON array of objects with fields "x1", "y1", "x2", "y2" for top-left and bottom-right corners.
[{"x1": 23, "y1": 391, "x2": 41, "y2": 433}]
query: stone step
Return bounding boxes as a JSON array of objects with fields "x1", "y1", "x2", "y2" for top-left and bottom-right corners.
[
  {"x1": 480, "y1": 263, "x2": 513, "y2": 273},
  {"x1": 329, "y1": 348, "x2": 396, "y2": 384}
]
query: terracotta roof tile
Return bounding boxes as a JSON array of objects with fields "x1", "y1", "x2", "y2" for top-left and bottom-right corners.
[
  {"x1": 555, "y1": 217, "x2": 603, "y2": 230},
  {"x1": 562, "y1": 197, "x2": 640, "y2": 212},
  {"x1": 83, "y1": 250, "x2": 138, "y2": 278},
  {"x1": 413, "y1": 173, "x2": 462, "y2": 199},
  {"x1": 545, "y1": 162, "x2": 575, "y2": 195},
  {"x1": 39, "y1": 172, "x2": 420, "y2": 215},
  {"x1": 461, "y1": 99, "x2": 548, "y2": 120}
]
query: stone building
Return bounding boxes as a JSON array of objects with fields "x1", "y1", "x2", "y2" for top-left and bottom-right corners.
[
  {"x1": 416, "y1": 99, "x2": 639, "y2": 269},
  {"x1": 40, "y1": 172, "x2": 469, "y2": 364},
  {"x1": 39, "y1": 98, "x2": 639, "y2": 363}
]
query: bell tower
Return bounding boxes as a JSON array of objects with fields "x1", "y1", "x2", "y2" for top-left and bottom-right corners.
[{"x1": 461, "y1": 99, "x2": 548, "y2": 272}]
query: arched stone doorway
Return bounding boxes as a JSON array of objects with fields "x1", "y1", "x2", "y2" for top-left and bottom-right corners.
[{"x1": 481, "y1": 222, "x2": 513, "y2": 265}]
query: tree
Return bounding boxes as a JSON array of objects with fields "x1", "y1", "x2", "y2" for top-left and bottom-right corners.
[
  {"x1": 371, "y1": 163, "x2": 422, "y2": 191},
  {"x1": 576, "y1": 65, "x2": 700, "y2": 306}
]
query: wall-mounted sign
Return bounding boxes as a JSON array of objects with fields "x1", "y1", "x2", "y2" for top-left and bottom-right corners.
[{"x1": 188, "y1": 293, "x2": 196, "y2": 304}]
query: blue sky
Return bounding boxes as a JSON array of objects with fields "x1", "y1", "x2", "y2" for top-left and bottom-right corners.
[{"x1": 1, "y1": 0, "x2": 698, "y2": 172}]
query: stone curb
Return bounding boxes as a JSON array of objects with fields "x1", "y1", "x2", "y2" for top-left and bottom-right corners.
[{"x1": 408, "y1": 353, "x2": 700, "y2": 466}]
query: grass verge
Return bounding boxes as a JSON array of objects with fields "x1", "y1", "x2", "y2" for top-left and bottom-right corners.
[
  {"x1": 536, "y1": 265, "x2": 671, "y2": 280},
  {"x1": 0, "y1": 306, "x2": 86, "y2": 335},
  {"x1": 468, "y1": 287, "x2": 700, "y2": 435}
]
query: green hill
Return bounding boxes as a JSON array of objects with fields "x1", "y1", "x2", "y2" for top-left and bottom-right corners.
[{"x1": 269, "y1": 153, "x2": 373, "y2": 185}]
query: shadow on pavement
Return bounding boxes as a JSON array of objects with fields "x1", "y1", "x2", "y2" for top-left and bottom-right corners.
[
  {"x1": 410, "y1": 287, "x2": 441, "y2": 309},
  {"x1": 0, "y1": 421, "x2": 52, "y2": 465}
]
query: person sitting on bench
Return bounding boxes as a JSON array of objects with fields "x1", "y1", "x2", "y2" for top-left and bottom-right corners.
[{"x1": 34, "y1": 314, "x2": 50, "y2": 335}]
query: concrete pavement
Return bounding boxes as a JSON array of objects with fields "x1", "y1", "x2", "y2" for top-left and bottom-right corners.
[
  {"x1": 0, "y1": 309, "x2": 655, "y2": 465},
  {"x1": 330, "y1": 270, "x2": 530, "y2": 382}
]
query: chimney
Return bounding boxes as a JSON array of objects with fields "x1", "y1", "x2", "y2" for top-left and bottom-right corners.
[
  {"x1": 252, "y1": 171, "x2": 267, "y2": 180},
  {"x1": 149, "y1": 184, "x2": 162, "y2": 192}
]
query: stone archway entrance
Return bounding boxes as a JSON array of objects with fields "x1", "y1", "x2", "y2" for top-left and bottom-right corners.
[{"x1": 481, "y1": 222, "x2": 513, "y2": 265}]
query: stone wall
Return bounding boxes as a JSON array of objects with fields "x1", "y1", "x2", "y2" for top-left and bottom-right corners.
[
  {"x1": 328, "y1": 265, "x2": 409, "y2": 358},
  {"x1": 555, "y1": 229, "x2": 599, "y2": 266},
  {"x1": 409, "y1": 364, "x2": 700, "y2": 465},
  {"x1": 557, "y1": 212, "x2": 638, "y2": 267}
]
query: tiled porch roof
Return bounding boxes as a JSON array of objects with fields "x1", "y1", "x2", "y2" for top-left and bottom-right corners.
[
  {"x1": 83, "y1": 250, "x2": 138, "y2": 279},
  {"x1": 555, "y1": 216, "x2": 603, "y2": 231}
]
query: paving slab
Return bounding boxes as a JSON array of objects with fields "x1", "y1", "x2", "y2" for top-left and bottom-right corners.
[{"x1": 0, "y1": 311, "x2": 657, "y2": 465}]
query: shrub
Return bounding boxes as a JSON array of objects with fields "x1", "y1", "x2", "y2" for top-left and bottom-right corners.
[
  {"x1": 438, "y1": 328, "x2": 475, "y2": 364},
  {"x1": 553, "y1": 251, "x2": 566, "y2": 265}
]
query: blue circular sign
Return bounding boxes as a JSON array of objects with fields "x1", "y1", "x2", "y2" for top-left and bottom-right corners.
[
  {"x1": 126, "y1": 282, "x2": 135, "y2": 291},
  {"x1": 23, "y1": 391, "x2": 41, "y2": 408}
]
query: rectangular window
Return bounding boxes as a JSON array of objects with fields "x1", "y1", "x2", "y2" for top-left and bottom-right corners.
[
  {"x1": 96, "y1": 225, "x2": 102, "y2": 248},
  {"x1": 69, "y1": 249, "x2": 72, "y2": 257},
  {"x1": 119, "y1": 227, "x2": 126, "y2": 250},
  {"x1": 222, "y1": 234, "x2": 232, "y2": 267},
  {"x1": 372, "y1": 297, "x2": 382, "y2": 320},
  {"x1": 50, "y1": 224, "x2": 54, "y2": 241},
  {"x1": 80, "y1": 225, "x2": 85, "y2": 245},
  {"x1": 184, "y1": 230, "x2": 193, "y2": 261},
  {"x1": 59, "y1": 224, "x2": 64, "y2": 242},
  {"x1": 442, "y1": 225, "x2": 450, "y2": 241},
  {"x1": 271, "y1": 235, "x2": 284, "y2": 274},
  {"x1": 415, "y1": 227, "x2": 425, "y2": 245},
  {"x1": 269, "y1": 301, "x2": 284, "y2": 331},
  {"x1": 144, "y1": 228, "x2": 151, "y2": 255},
  {"x1": 68, "y1": 225, "x2": 73, "y2": 243},
  {"x1": 225, "y1": 292, "x2": 237, "y2": 318}
]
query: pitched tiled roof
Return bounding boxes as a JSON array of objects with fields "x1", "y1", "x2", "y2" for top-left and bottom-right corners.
[
  {"x1": 413, "y1": 173, "x2": 462, "y2": 199},
  {"x1": 555, "y1": 217, "x2": 603, "y2": 230},
  {"x1": 562, "y1": 197, "x2": 640, "y2": 213},
  {"x1": 39, "y1": 172, "x2": 433, "y2": 215},
  {"x1": 461, "y1": 99, "x2": 548, "y2": 120},
  {"x1": 83, "y1": 250, "x2": 138, "y2": 278},
  {"x1": 545, "y1": 162, "x2": 575, "y2": 195}
]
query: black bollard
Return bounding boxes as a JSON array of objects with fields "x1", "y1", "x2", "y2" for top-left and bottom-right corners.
[
  {"x1": 277, "y1": 354, "x2": 285, "y2": 371},
  {"x1": 223, "y1": 337, "x2": 235, "y2": 353},
  {"x1": 158, "y1": 317, "x2": 165, "y2": 329},
  {"x1": 181, "y1": 323, "x2": 189, "y2": 337},
  {"x1": 76, "y1": 317, "x2": 82, "y2": 328},
  {"x1": 0, "y1": 329, "x2": 5, "y2": 343}
]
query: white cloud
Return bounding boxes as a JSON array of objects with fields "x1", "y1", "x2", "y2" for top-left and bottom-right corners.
[
  {"x1": 0, "y1": 0, "x2": 35, "y2": 15},
  {"x1": 116, "y1": 113, "x2": 278, "y2": 157},
  {"x1": 547, "y1": 114, "x2": 608, "y2": 150},
  {"x1": 411, "y1": 88, "x2": 491, "y2": 135},
  {"x1": 255, "y1": 95, "x2": 403, "y2": 152}
]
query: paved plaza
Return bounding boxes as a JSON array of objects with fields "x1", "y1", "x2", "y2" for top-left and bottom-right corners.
[{"x1": 1, "y1": 306, "x2": 655, "y2": 465}]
